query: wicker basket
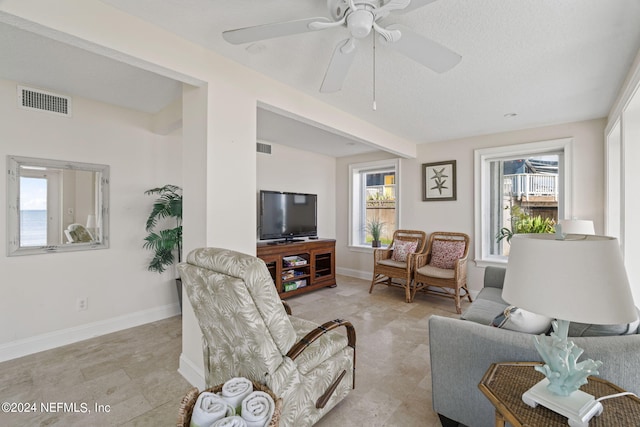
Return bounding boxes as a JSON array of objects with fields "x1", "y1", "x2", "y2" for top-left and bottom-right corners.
[{"x1": 177, "y1": 381, "x2": 282, "y2": 427}]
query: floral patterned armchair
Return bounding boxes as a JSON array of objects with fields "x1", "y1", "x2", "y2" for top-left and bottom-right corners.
[{"x1": 178, "y1": 248, "x2": 356, "y2": 427}]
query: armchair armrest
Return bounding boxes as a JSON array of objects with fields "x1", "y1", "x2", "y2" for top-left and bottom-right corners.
[
  {"x1": 373, "y1": 248, "x2": 393, "y2": 262},
  {"x1": 414, "y1": 251, "x2": 431, "y2": 269},
  {"x1": 286, "y1": 318, "x2": 357, "y2": 403},
  {"x1": 453, "y1": 254, "x2": 469, "y2": 278},
  {"x1": 286, "y1": 318, "x2": 356, "y2": 360}
]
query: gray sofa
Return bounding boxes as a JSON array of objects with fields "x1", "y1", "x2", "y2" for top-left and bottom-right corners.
[{"x1": 428, "y1": 266, "x2": 640, "y2": 427}]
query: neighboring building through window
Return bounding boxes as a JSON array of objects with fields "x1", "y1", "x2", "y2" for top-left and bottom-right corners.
[
  {"x1": 474, "y1": 138, "x2": 573, "y2": 265},
  {"x1": 349, "y1": 159, "x2": 399, "y2": 248}
]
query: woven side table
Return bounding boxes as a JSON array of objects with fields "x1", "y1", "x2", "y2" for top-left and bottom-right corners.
[{"x1": 478, "y1": 362, "x2": 640, "y2": 427}]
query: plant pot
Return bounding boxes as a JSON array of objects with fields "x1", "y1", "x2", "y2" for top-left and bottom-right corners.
[
  {"x1": 372, "y1": 240, "x2": 381, "y2": 248},
  {"x1": 175, "y1": 278, "x2": 183, "y2": 313}
]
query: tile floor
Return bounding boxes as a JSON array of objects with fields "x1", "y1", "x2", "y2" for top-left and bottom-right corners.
[{"x1": 0, "y1": 275, "x2": 468, "y2": 426}]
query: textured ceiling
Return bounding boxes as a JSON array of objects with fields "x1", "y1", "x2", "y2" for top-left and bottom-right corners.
[
  {"x1": 1, "y1": 1, "x2": 640, "y2": 158},
  {"x1": 98, "y1": 0, "x2": 640, "y2": 143}
]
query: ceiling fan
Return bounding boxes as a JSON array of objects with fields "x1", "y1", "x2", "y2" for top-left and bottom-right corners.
[{"x1": 222, "y1": 0, "x2": 461, "y2": 93}]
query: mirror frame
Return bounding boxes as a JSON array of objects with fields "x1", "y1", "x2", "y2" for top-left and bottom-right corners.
[{"x1": 7, "y1": 155, "x2": 110, "y2": 256}]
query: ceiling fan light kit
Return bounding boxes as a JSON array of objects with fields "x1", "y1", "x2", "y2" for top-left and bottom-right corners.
[{"x1": 222, "y1": 0, "x2": 460, "y2": 95}]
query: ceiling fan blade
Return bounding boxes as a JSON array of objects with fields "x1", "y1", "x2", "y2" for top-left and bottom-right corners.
[
  {"x1": 399, "y1": 0, "x2": 438, "y2": 14},
  {"x1": 320, "y1": 39, "x2": 358, "y2": 93},
  {"x1": 376, "y1": 0, "x2": 411, "y2": 15},
  {"x1": 222, "y1": 17, "x2": 332, "y2": 44},
  {"x1": 380, "y1": 24, "x2": 461, "y2": 73}
]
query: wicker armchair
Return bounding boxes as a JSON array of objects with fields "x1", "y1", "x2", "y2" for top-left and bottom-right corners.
[
  {"x1": 369, "y1": 229, "x2": 427, "y2": 303},
  {"x1": 412, "y1": 231, "x2": 471, "y2": 313}
]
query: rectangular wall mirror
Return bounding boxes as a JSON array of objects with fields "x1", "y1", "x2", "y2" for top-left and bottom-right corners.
[{"x1": 7, "y1": 155, "x2": 110, "y2": 256}]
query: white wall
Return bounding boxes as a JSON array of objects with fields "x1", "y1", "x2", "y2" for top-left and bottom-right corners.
[
  {"x1": 0, "y1": 0, "x2": 421, "y2": 387},
  {"x1": 335, "y1": 119, "x2": 606, "y2": 293},
  {"x1": 0, "y1": 78, "x2": 182, "y2": 360},
  {"x1": 256, "y1": 142, "x2": 336, "y2": 240},
  {"x1": 606, "y1": 47, "x2": 640, "y2": 306},
  {"x1": 623, "y1": 95, "x2": 640, "y2": 304}
]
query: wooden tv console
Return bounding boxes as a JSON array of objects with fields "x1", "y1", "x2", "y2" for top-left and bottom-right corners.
[{"x1": 257, "y1": 239, "x2": 336, "y2": 298}]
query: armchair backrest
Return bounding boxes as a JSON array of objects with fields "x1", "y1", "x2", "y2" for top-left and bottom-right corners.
[
  {"x1": 390, "y1": 229, "x2": 427, "y2": 255},
  {"x1": 178, "y1": 248, "x2": 297, "y2": 386},
  {"x1": 484, "y1": 266, "x2": 506, "y2": 289}
]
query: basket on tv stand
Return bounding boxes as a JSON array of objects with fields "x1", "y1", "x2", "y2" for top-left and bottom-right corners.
[{"x1": 257, "y1": 238, "x2": 336, "y2": 298}]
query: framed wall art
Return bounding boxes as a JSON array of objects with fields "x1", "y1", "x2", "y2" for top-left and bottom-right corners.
[{"x1": 422, "y1": 160, "x2": 457, "y2": 201}]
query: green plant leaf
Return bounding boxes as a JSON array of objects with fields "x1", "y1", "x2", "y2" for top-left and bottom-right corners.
[{"x1": 144, "y1": 185, "x2": 183, "y2": 273}]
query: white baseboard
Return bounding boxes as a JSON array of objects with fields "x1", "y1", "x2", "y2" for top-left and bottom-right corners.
[
  {"x1": 178, "y1": 353, "x2": 206, "y2": 389},
  {"x1": 0, "y1": 303, "x2": 180, "y2": 363},
  {"x1": 336, "y1": 266, "x2": 371, "y2": 280}
]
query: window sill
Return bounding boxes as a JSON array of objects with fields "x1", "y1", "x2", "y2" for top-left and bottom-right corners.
[
  {"x1": 474, "y1": 257, "x2": 508, "y2": 268},
  {"x1": 348, "y1": 244, "x2": 389, "y2": 253}
]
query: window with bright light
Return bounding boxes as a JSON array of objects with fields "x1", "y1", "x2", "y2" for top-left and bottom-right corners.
[
  {"x1": 474, "y1": 138, "x2": 573, "y2": 265},
  {"x1": 18, "y1": 168, "x2": 62, "y2": 247},
  {"x1": 349, "y1": 159, "x2": 399, "y2": 248},
  {"x1": 20, "y1": 176, "x2": 48, "y2": 246}
]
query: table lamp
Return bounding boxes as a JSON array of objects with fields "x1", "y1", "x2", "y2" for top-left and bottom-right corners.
[
  {"x1": 557, "y1": 219, "x2": 595, "y2": 235},
  {"x1": 502, "y1": 233, "x2": 637, "y2": 426}
]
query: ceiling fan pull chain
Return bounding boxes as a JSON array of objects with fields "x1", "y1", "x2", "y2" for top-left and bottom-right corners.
[{"x1": 373, "y1": 31, "x2": 377, "y2": 111}]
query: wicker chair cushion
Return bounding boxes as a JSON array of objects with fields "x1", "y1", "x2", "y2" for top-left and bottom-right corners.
[
  {"x1": 417, "y1": 264, "x2": 454, "y2": 279},
  {"x1": 430, "y1": 239, "x2": 465, "y2": 269},
  {"x1": 391, "y1": 239, "x2": 418, "y2": 262},
  {"x1": 378, "y1": 259, "x2": 407, "y2": 268}
]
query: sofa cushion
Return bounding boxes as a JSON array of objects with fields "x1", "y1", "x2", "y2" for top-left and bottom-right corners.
[
  {"x1": 491, "y1": 306, "x2": 553, "y2": 334},
  {"x1": 460, "y1": 287, "x2": 508, "y2": 325},
  {"x1": 568, "y1": 307, "x2": 640, "y2": 337},
  {"x1": 392, "y1": 239, "x2": 418, "y2": 262},
  {"x1": 430, "y1": 239, "x2": 465, "y2": 269}
]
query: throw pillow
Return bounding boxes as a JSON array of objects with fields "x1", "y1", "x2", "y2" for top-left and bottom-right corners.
[
  {"x1": 491, "y1": 306, "x2": 553, "y2": 334},
  {"x1": 391, "y1": 239, "x2": 419, "y2": 262},
  {"x1": 429, "y1": 239, "x2": 465, "y2": 269}
]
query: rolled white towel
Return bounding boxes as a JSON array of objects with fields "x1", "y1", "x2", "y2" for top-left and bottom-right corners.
[
  {"x1": 220, "y1": 377, "x2": 253, "y2": 409},
  {"x1": 241, "y1": 391, "x2": 275, "y2": 427},
  {"x1": 189, "y1": 392, "x2": 235, "y2": 427},
  {"x1": 211, "y1": 415, "x2": 247, "y2": 427}
]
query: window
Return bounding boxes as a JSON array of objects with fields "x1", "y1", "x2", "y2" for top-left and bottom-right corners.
[
  {"x1": 474, "y1": 138, "x2": 573, "y2": 266},
  {"x1": 18, "y1": 168, "x2": 61, "y2": 247},
  {"x1": 349, "y1": 159, "x2": 400, "y2": 248}
]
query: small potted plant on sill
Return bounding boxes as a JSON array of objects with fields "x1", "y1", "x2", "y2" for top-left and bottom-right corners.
[
  {"x1": 367, "y1": 219, "x2": 385, "y2": 248},
  {"x1": 143, "y1": 184, "x2": 183, "y2": 311}
]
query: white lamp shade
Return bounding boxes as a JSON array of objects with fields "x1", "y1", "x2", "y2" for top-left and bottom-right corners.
[
  {"x1": 502, "y1": 234, "x2": 636, "y2": 325},
  {"x1": 558, "y1": 219, "x2": 595, "y2": 235}
]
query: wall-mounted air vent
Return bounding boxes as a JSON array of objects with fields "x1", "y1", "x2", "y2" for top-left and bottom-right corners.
[
  {"x1": 256, "y1": 142, "x2": 272, "y2": 154},
  {"x1": 18, "y1": 85, "x2": 72, "y2": 117}
]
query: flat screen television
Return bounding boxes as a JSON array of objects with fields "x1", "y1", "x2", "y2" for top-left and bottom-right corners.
[{"x1": 259, "y1": 190, "x2": 317, "y2": 242}]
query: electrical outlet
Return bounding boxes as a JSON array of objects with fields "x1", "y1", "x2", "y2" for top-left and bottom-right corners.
[{"x1": 77, "y1": 297, "x2": 88, "y2": 311}]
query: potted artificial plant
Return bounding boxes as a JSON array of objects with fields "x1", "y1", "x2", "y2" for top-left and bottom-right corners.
[
  {"x1": 367, "y1": 219, "x2": 385, "y2": 248},
  {"x1": 143, "y1": 185, "x2": 183, "y2": 310}
]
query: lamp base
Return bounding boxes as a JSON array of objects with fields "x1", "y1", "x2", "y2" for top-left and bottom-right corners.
[{"x1": 522, "y1": 379, "x2": 603, "y2": 427}]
